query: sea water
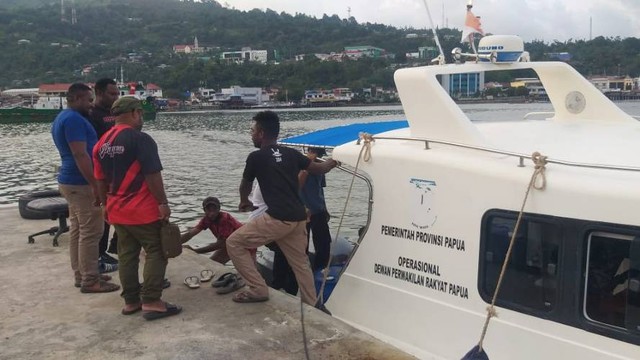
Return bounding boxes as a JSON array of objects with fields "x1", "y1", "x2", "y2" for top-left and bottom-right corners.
[{"x1": 2, "y1": 103, "x2": 640, "y2": 239}]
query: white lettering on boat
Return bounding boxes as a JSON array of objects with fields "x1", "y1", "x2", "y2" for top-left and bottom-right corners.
[
  {"x1": 444, "y1": 236, "x2": 465, "y2": 251},
  {"x1": 397, "y1": 256, "x2": 441, "y2": 276},
  {"x1": 380, "y1": 224, "x2": 465, "y2": 252},
  {"x1": 373, "y1": 262, "x2": 468, "y2": 299},
  {"x1": 380, "y1": 225, "x2": 415, "y2": 240}
]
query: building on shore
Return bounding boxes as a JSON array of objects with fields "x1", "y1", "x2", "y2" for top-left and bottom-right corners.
[
  {"x1": 198, "y1": 86, "x2": 267, "y2": 107},
  {"x1": 441, "y1": 72, "x2": 485, "y2": 98},
  {"x1": 37, "y1": 83, "x2": 71, "y2": 109},
  {"x1": 511, "y1": 78, "x2": 547, "y2": 98},
  {"x1": 173, "y1": 36, "x2": 209, "y2": 54},
  {"x1": 220, "y1": 47, "x2": 268, "y2": 64},
  {"x1": 118, "y1": 82, "x2": 163, "y2": 99},
  {"x1": 588, "y1": 75, "x2": 634, "y2": 92},
  {"x1": 303, "y1": 88, "x2": 355, "y2": 106},
  {"x1": 343, "y1": 46, "x2": 387, "y2": 59}
]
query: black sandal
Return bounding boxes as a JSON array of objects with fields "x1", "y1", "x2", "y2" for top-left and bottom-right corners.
[{"x1": 211, "y1": 273, "x2": 234, "y2": 288}]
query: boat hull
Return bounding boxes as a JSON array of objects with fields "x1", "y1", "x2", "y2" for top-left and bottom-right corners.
[
  {"x1": 0, "y1": 106, "x2": 157, "y2": 124},
  {"x1": 0, "y1": 108, "x2": 60, "y2": 124}
]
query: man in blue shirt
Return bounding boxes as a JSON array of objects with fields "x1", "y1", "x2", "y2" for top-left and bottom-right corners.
[
  {"x1": 299, "y1": 147, "x2": 332, "y2": 271},
  {"x1": 51, "y1": 83, "x2": 120, "y2": 293}
]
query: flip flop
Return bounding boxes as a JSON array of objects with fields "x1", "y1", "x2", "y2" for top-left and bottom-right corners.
[
  {"x1": 75, "y1": 274, "x2": 112, "y2": 288},
  {"x1": 142, "y1": 302, "x2": 182, "y2": 321},
  {"x1": 183, "y1": 276, "x2": 200, "y2": 289},
  {"x1": 80, "y1": 280, "x2": 120, "y2": 293},
  {"x1": 200, "y1": 269, "x2": 214, "y2": 282},
  {"x1": 211, "y1": 272, "x2": 234, "y2": 288},
  {"x1": 232, "y1": 290, "x2": 269, "y2": 303},
  {"x1": 216, "y1": 277, "x2": 245, "y2": 295},
  {"x1": 162, "y1": 278, "x2": 171, "y2": 289},
  {"x1": 121, "y1": 305, "x2": 142, "y2": 315}
]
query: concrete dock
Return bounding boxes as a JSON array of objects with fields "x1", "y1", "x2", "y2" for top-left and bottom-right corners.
[{"x1": 0, "y1": 207, "x2": 415, "y2": 360}]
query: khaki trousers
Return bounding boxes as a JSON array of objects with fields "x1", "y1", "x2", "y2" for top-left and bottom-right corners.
[
  {"x1": 114, "y1": 222, "x2": 167, "y2": 305},
  {"x1": 58, "y1": 184, "x2": 103, "y2": 287},
  {"x1": 227, "y1": 213, "x2": 317, "y2": 305}
]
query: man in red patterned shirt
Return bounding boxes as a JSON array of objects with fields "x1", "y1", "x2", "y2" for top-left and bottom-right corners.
[
  {"x1": 182, "y1": 197, "x2": 256, "y2": 264},
  {"x1": 93, "y1": 97, "x2": 180, "y2": 320}
]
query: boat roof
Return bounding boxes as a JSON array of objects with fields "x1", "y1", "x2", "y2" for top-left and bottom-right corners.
[
  {"x1": 280, "y1": 116, "x2": 640, "y2": 170},
  {"x1": 279, "y1": 120, "x2": 408, "y2": 148},
  {"x1": 477, "y1": 119, "x2": 640, "y2": 168},
  {"x1": 281, "y1": 59, "x2": 640, "y2": 169}
]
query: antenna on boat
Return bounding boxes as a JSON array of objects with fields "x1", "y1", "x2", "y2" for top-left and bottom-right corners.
[{"x1": 421, "y1": 0, "x2": 446, "y2": 65}]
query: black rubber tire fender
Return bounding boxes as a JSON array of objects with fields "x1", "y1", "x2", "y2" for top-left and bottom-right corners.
[{"x1": 18, "y1": 189, "x2": 61, "y2": 220}]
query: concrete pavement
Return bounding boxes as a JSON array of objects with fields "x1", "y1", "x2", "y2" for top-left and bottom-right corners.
[{"x1": 0, "y1": 207, "x2": 415, "y2": 360}]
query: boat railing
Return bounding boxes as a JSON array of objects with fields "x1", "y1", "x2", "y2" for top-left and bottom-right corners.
[
  {"x1": 523, "y1": 112, "x2": 640, "y2": 121},
  {"x1": 523, "y1": 111, "x2": 554, "y2": 120},
  {"x1": 314, "y1": 158, "x2": 373, "y2": 282},
  {"x1": 361, "y1": 135, "x2": 640, "y2": 173}
]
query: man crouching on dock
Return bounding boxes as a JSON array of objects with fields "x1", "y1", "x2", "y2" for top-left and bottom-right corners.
[
  {"x1": 93, "y1": 97, "x2": 182, "y2": 320},
  {"x1": 227, "y1": 110, "x2": 338, "y2": 310}
]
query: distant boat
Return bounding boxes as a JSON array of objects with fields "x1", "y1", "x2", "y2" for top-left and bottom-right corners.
[
  {"x1": 117, "y1": 81, "x2": 159, "y2": 121},
  {"x1": 0, "y1": 107, "x2": 61, "y2": 124},
  {"x1": 0, "y1": 95, "x2": 156, "y2": 124}
]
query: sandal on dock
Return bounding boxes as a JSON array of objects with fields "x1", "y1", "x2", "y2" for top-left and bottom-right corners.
[
  {"x1": 75, "y1": 274, "x2": 112, "y2": 288},
  {"x1": 216, "y1": 277, "x2": 245, "y2": 295},
  {"x1": 142, "y1": 302, "x2": 182, "y2": 321},
  {"x1": 200, "y1": 269, "x2": 214, "y2": 282},
  {"x1": 121, "y1": 304, "x2": 142, "y2": 316},
  {"x1": 184, "y1": 276, "x2": 200, "y2": 289},
  {"x1": 211, "y1": 272, "x2": 234, "y2": 288},
  {"x1": 232, "y1": 290, "x2": 268, "y2": 303},
  {"x1": 80, "y1": 280, "x2": 120, "y2": 293}
]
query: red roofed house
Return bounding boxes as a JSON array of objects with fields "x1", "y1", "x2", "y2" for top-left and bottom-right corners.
[
  {"x1": 146, "y1": 83, "x2": 163, "y2": 98},
  {"x1": 36, "y1": 83, "x2": 72, "y2": 109},
  {"x1": 38, "y1": 83, "x2": 72, "y2": 97},
  {"x1": 173, "y1": 36, "x2": 204, "y2": 54}
]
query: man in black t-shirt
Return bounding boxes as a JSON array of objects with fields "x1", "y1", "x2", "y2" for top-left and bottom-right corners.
[
  {"x1": 227, "y1": 111, "x2": 338, "y2": 308},
  {"x1": 89, "y1": 78, "x2": 120, "y2": 267},
  {"x1": 89, "y1": 78, "x2": 119, "y2": 138}
]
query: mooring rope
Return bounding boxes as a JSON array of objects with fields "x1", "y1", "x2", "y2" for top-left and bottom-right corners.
[
  {"x1": 301, "y1": 296, "x2": 311, "y2": 360},
  {"x1": 476, "y1": 151, "x2": 547, "y2": 351},
  {"x1": 316, "y1": 132, "x2": 374, "y2": 303}
]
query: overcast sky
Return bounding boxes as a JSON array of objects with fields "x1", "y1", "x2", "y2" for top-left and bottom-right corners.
[{"x1": 224, "y1": 0, "x2": 639, "y2": 42}]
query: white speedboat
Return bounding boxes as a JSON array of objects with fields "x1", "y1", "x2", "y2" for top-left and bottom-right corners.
[{"x1": 281, "y1": 34, "x2": 640, "y2": 359}]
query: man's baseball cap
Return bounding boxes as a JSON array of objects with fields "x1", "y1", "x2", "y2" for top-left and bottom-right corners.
[
  {"x1": 111, "y1": 96, "x2": 142, "y2": 115},
  {"x1": 202, "y1": 196, "x2": 220, "y2": 209}
]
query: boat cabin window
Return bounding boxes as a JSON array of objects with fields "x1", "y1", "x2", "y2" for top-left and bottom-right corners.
[
  {"x1": 480, "y1": 211, "x2": 640, "y2": 343},
  {"x1": 481, "y1": 213, "x2": 561, "y2": 312},
  {"x1": 584, "y1": 232, "x2": 640, "y2": 332}
]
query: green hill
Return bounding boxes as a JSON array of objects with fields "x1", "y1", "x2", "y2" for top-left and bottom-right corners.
[{"x1": 1, "y1": 0, "x2": 639, "y2": 99}]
